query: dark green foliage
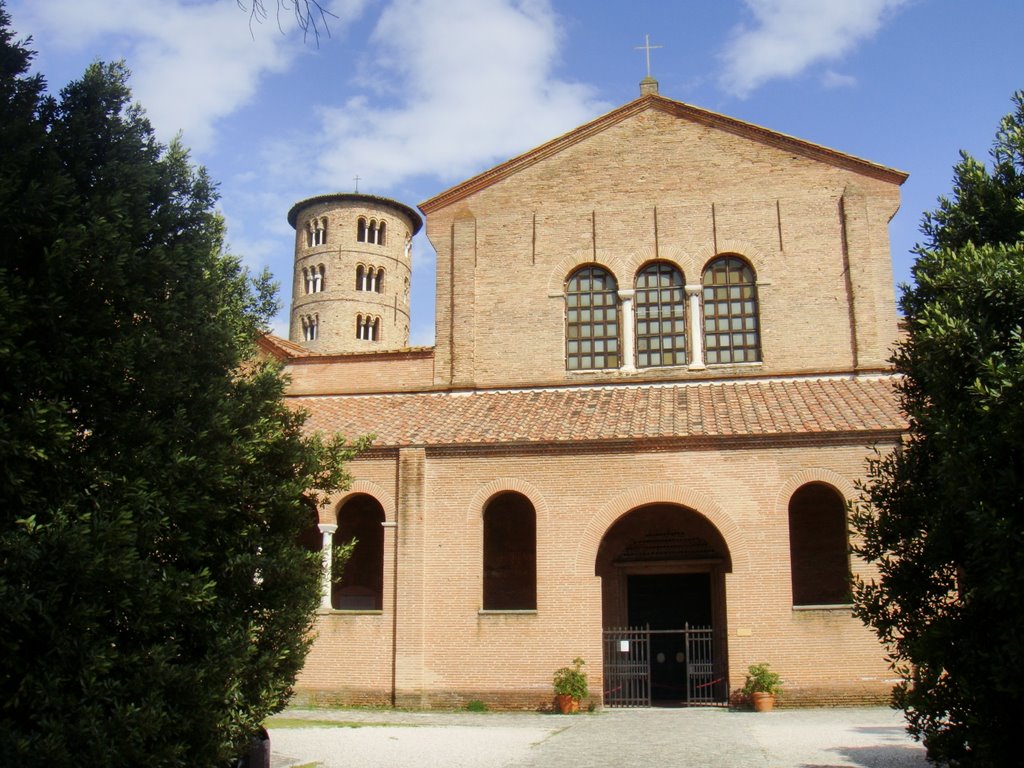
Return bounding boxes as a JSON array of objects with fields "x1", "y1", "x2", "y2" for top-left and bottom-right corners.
[
  {"x1": 852, "y1": 91, "x2": 1024, "y2": 766},
  {"x1": 919, "y1": 93, "x2": 1024, "y2": 254},
  {"x1": 0, "y1": 6, "x2": 364, "y2": 765}
]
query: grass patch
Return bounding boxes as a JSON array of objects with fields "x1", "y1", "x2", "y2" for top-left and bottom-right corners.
[{"x1": 464, "y1": 700, "x2": 488, "y2": 713}]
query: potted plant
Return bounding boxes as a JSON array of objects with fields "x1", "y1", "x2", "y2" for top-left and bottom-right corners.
[
  {"x1": 742, "y1": 662, "x2": 782, "y2": 712},
  {"x1": 552, "y1": 657, "x2": 588, "y2": 714}
]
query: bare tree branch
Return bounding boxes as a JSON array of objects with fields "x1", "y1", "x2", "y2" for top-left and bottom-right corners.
[{"x1": 237, "y1": 1, "x2": 337, "y2": 46}]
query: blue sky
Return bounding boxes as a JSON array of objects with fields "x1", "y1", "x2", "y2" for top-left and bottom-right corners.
[{"x1": 8, "y1": 0, "x2": 1023, "y2": 345}]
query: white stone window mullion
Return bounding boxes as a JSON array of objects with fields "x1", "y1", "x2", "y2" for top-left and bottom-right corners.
[
  {"x1": 618, "y1": 288, "x2": 636, "y2": 372},
  {"x1": 686, "y1": 284, "x2": 706, "y2": 370}
]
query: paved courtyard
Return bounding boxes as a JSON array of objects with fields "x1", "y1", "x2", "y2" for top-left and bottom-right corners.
[{"x1": 268, "y1": 706, "x2": 928, "y2": 768}]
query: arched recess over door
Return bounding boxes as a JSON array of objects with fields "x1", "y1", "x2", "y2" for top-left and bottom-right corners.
[
  {"x1": 596, "y1": 503, "x2": 733, "y2": 706},
  {"x1": 483, "y1": 491, "x2": 537, "y2": 610},
  {"x1": 574, "y1": 483, "x2": 748, "y2": 578},
  {"x1": 788, "y1": 482, "x2": 851, "y2": 606},
  {"x1": 595, "y1": 504, "x2": 733, "y2": 627},
  {"x1": 334, "y1": 494, "x2": 385, "y2": 610}
]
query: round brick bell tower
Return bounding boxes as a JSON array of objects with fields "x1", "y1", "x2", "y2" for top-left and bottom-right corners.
[{"x1": 287, "y1": 193, "x2": 422, "y2": 353}]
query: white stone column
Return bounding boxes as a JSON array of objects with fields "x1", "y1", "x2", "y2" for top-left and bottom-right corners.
[
  {"x1": 686, "y1": 285, "x2": 706, "y2": 370},
  {"x1": 317, "y1": 523, "x2": 337, "y2": 610},
  {"x1": 618, "y1": 288, "x2": 636, "y2": 372}
]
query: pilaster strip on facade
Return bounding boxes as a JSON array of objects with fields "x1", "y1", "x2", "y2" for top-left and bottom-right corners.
[
  {"x1": 451, "y1": 215, "x2": 477, "y2": 388},
  {"x1": 394, "y1": 447, "x2": 427, "y2": 706}
]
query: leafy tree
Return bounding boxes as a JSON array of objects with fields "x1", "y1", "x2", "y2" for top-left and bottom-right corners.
[
  {"x1": 852, "y1": 92, "x2": 1024, "y2": 766},
  {"x1": 918, "y1": 94, "x2": 1024, "y2": 253},
  {"x1": 0, "y1": 6, "x2": 364, "y2": 766}
]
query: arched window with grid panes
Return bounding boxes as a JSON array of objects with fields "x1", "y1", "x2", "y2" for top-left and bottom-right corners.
[
  {"x1": 701, "y1": 255, "x2": 761, "y2": 364},
  {"x1": 565, "y1": 265, "x2": 620, "y2": 370},
  {"x1": 635, "y1": 262, "x2": 687, "y2": 368}
]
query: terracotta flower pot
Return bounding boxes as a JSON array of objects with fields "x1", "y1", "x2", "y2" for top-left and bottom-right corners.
[
  {"x1": 751, "y1": 692, "x2": 776, "y2": 712},
  {"x1": 554, "y1": 694, "x2": 580, "y2": 714}
]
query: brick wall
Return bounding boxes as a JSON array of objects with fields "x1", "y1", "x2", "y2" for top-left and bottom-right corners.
[
  {"x1": 424, "y1": 105, "x2": 901, "y2": 390},
  {"x1": 287, "y1": 96, "x2": 905, "y2": 709},
  {"x1": 294, "y1": 438, "x2": 898, "y2": 709},
  {"x1": 284, "y1": 348, "x2": 435, "y2": 396}
]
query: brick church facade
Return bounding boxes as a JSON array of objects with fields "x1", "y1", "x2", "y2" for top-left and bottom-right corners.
[{"x1": 261, "y1": 83, "x2": 907, "y2": 708}]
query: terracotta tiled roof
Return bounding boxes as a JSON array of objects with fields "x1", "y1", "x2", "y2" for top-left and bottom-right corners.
[{"x1": 289, "y1": 375, "x2": 905, "y2": 449}]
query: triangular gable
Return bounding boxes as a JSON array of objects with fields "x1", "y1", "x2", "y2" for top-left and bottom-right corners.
[{"x1": 419, "y1": 94, "x2": 908, "y2": 214}]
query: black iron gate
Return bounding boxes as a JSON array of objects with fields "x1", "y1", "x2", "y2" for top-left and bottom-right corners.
[
  {"x1": 602, "y1": 625, "x2": 724, "y2": 707},
  {"x1": 603, "y1": 626, "x2": 650, "y2": 706}
]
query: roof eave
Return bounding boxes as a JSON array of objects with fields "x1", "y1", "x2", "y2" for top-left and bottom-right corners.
[
  {"x1": 352, "y1": 427, "x2": 907, "y2": 455},
  {"x1": 257, "y1": 333, "x2": 311, "y2": 360},
  {"x1": 288, "y1": 193, "x2": 423, "y2": 234}
]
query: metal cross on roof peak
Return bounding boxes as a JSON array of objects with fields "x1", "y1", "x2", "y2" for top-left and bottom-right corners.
[{"x1": 635, "y1": 33, "x2": 663, "y2": 79}]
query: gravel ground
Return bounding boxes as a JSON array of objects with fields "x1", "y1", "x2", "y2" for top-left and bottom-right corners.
[{"x1": 268, "y1": 706, "x2": 928, "y2": 768}]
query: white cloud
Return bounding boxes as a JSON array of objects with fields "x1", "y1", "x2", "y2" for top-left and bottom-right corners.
[
  {"x1": 299, "y1": 0, "x2": 609, "y2": 193},
  {"x1": 821, "y1": 69, "x2": 856, "y2": 89},
  {"x1": 719, "y1": 0, "x2": 908, "y2": 98},
  {"x1": 11, "y1": 0, "x2": 366, "y2": 152}
]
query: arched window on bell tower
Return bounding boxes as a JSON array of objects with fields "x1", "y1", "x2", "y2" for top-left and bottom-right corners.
[{"x1": 302, "y1": 314, "x2": 319, "y2": 342}]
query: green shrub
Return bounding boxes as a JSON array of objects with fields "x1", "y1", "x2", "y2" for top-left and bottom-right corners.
[
  {"x1": 553, "y1": 657, "x2": 589, "y2": 700},
  {"x1": 741, "y1": 663, "x2": 781, "y2": 696}
]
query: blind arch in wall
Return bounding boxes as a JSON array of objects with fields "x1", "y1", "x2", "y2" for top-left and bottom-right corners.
[
  {"x1": 333, "y1": 494, "x2": 385, "y2": 610},
  {"x1": 483, "y1": 492, "x2": 537, "y2": 610},
  {"x1": 788, "y1": 482, "x2": 850, "y2": 606}
]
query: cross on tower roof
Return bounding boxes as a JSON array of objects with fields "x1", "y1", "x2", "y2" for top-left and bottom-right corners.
[
  {"x1": 635, "y1": 33, "x2": 662, "y2": 79},
  {"x1": 353, "y1": 175, "x2": 361, "y2": 193}
]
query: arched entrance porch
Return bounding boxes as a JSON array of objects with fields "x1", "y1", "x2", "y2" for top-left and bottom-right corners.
[{"x1": 596, "y1": 504, "x2": 731, "y2": 707}]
